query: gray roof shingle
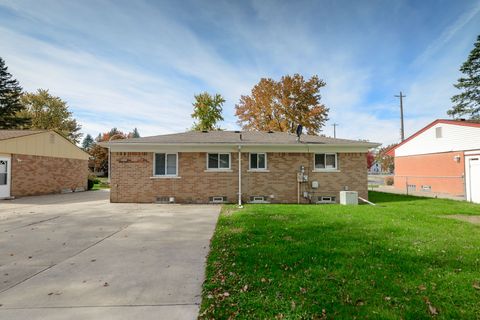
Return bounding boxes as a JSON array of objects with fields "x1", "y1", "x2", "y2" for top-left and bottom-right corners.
[
  {"x1": 0, "y1": 130, "x2": 46, "y2": 141},
  {"x1": 107, "y1": 130, "x2": 377, "y2": 146}
]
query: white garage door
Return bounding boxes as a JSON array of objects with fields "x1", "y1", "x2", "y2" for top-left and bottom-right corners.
[{"x1": 466, "y1": 157, "x2": 480, "y2": 203}]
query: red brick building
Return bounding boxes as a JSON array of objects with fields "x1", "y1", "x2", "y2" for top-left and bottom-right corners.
[
  {"x1": 387, "y1": 119, "x2": 480, "y2": 203},
  {"x1": 103, "y1": 131, "x2": 379, "y2": 204},
  {"x1": 0, "y1": 130, "x2": 89, "y2": 199}
]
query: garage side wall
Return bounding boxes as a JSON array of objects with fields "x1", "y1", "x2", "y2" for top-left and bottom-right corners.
[
  {"x1": 110, "y1": 152, "x2": 367, "y2": 203},
  {"x1": 393, "y1": 152, "x2": 465, "y2": 196},
  {"x1": 11, "y1": 154, "x2": 88, "y2": 197}
]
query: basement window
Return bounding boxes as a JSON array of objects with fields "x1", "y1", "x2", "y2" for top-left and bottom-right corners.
[{"x1": 154, "y1": 153, "x2": 177, "y2": 176}]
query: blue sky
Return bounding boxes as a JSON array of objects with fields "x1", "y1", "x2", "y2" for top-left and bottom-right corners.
[{"x1": 1, "y1": 0, "x2": 479, "y2": 144}]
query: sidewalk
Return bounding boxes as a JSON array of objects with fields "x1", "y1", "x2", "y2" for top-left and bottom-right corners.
[{"x1": 371, "y1": 185, "x2": 466, "y2": 202}]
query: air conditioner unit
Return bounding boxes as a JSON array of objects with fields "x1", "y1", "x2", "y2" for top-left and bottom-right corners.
[{"x1": 339, "y1": 191, "x2": 358, "y2": 205}]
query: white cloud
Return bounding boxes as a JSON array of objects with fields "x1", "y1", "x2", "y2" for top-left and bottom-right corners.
[{"x1": 413, "y1": 1, "x2": 480, "y2": 66}]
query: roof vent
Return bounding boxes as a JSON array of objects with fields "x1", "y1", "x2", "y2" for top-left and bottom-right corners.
[{"x1": 201, "y1": 130, "x2": 208, "y2": 133}]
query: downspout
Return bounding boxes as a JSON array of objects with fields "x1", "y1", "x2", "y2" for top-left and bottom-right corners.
[
  {"x1": 107, "y1": 146, "x2": 111, "y2": 183},
  {"x1": 238, "y1": 145, "x2": 243, "y2": 208}
]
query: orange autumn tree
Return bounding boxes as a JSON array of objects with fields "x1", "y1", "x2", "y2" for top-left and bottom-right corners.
[{"x1": 235, "y1": 74, "x2": 329, "y2": 134}]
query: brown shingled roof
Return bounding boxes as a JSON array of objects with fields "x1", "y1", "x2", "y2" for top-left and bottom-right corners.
[
  {"x1": 106, "y1": 130, "x2": 378, "y2": 146},
  {"x1": 0, "y1": 130, "x2": 47, "y2": 141}
]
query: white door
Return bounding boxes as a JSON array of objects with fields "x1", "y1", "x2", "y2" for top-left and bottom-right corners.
[
  {"x1": 467, "y1": 157, "x2": 480, "y2": 203},
  {"x1": 0, "y1": 156, "x2": 11, "y2": 199}
]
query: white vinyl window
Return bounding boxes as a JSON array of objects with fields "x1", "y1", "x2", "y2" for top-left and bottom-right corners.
[
  {"x1": 207, "y1": 153, "x2": 230, "y2": 170},
  {"x1": 154, "y1": 153, "x2": 178, "y2": 176},
  {"x1": 249, "y1": 153, "x2": 267, "y2": 170},
  {"x1": 314, "y1": 153, "x2": 338, "y2": 170}
]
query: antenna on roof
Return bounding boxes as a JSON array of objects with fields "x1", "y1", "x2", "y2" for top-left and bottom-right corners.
[{"x1": 296, "y1": 124, "x2": 303, "y2": 142}]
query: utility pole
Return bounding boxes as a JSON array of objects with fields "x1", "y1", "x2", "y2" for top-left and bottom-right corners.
[
  {"x1": 332, "y1": 123, "x2": 338, "y2": 138},
  {"x1": 394, "y1": 91, "x2": 406, "y2": 141}
]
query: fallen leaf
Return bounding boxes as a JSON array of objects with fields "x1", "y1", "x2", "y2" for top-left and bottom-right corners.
[
  {"x1": 291, "y1": 300, "x2": 296, "y2": 310},
  {"x1": 423, "y1": 297, "x2": 439, "y2": 316},
  {"x1": 473, "y1": 281, "x2": 480, "y2": 290},
  {"x1": 384, "y1": 296, "x2": 391, "y2": 301},
  {"x1": 418, "y1": 284, "x2": 427, "y2": 291},
  {"x1": 223, "y1": 292, "x2": 230, "y2": 297},
  {"x1": 355, "y1": 299, "x2": 365, "y2": 306},
  {"x1": 428, "y1": 304, "x2": 438, "y2": 315},
  {"x1": 261, "y1": 278, "x2": 267, "y2": 283}
]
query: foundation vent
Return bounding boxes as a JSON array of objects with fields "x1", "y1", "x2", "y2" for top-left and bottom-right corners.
[{"x1": 209, "y1": 196, "x2": 227, "y2": 204}]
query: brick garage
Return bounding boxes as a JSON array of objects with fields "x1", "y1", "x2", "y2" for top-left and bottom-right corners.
[
  {"x1": 105, "y1": 131, "x2": 378, "y2": 204},
  {"x1": 387, "y1": 119, "x2": 480, "y2": 202},
  {"x1": 11, "y1": 154, "x2": 88, "y2": 197},
  {"x1": 0, "y1": 130, "x2": 89, "y2": 199}
]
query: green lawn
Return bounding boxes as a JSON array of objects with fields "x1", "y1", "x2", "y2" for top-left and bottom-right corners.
[
  {"x1": 91, "y1": 177, "x2": 110, "y2": 190},
  {"x1": 200, "y1": 192, "x2": 480, "y2": 319}
]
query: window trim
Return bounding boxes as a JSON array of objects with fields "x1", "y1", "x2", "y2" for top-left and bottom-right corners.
[
  {"x1": 249, "y1": 153, "x2": 267, "y2": 170},
  {"x1": 153, "y1": 152, "x2": 178, "y2": 177},
  {"x1": 206, "y1": 153, "x2": 231, "y2": 170},
  {"x1": 313, "y1": 153, "x2": 338, "y2": 171}
]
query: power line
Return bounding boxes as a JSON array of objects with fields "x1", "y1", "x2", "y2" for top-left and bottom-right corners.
[{"x1": 394, "y1": 91, "x2": 406, "y2": 141}]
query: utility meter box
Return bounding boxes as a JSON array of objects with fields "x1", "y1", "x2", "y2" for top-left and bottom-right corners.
[{"x1": 340, "y1": 191, "x2": 358, "y2": 205}]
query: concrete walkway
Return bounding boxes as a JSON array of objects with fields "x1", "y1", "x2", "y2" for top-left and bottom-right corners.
[{"x1": 0, "y1": 190, "x2": 220, "y2": 319}]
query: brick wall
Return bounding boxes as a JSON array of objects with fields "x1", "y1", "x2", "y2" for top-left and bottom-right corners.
[
  {"x1": 110, "y1": 152, "x2": 367, "y2": 203},
  {"x1": 11, "y1": 154, "x2": 88, "y2": 197}
]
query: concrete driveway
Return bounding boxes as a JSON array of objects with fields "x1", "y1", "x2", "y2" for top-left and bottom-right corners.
[{"x1": 0, "y1": 190, "x2": 220, "y2": 319}]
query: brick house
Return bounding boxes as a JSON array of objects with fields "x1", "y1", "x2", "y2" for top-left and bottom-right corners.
[
  {"x1": 103, "y1": 130, "x2": 379, "y2": 204},
  {"x1": 0, "y1": 130, "x2": 89, "y2": 199},
  {"x1": 386, "y1": 119, "x2": 480, "y2": 203}
]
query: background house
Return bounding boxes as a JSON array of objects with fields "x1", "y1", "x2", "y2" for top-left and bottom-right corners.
[
  {"x1": 368, "y1": 161, "x2": 383, "y2": 174},
  {"x1": 387, "y1": 119, "x2": 480, "y2": 203},
  {"x1": 0, "y1": 130, "x2": 89, "y2": 199},
  {"x1": 103, "y1": 130, "x2": 379, "y2": 204}
]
